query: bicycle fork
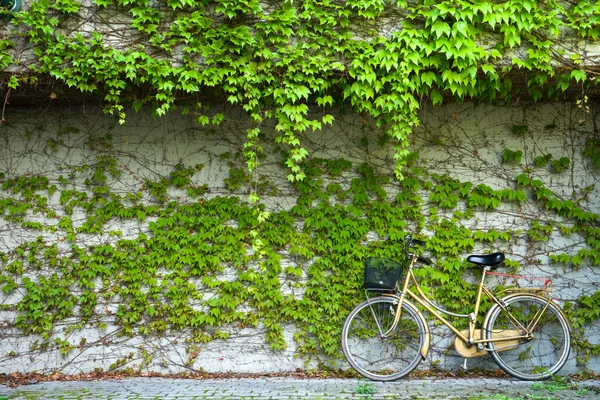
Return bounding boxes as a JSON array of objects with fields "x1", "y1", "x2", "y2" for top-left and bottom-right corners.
[
  {"x1": 386, "y1": 254, "x2": 416, "y2": 336},
  {"x1": 371, "y1": 255, "x2": 430, "y2": 360}
]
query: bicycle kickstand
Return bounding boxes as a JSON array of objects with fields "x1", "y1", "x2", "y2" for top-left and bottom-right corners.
[{"x1": 462, "y1": 358, "x2": 468, "y2": 371}]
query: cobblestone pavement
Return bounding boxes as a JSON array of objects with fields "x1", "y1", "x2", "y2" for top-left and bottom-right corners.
[{"x1": 1, "y1": 377, "x2": 599, "y2": 399}]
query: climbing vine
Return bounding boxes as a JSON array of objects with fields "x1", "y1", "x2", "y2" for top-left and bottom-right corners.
[
  {"x1": 0, "y1": 102, "x2": 598, "y2": 373},
  {"x1": 0, "y1": 0, "x2": 599, "y2": 374},
  {"x1": 1, "y1": 0, "x2": 600, "y2": 179}
]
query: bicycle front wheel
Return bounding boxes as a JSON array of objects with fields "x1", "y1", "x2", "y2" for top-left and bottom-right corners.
[
  {"x1": 341, "y1": 296, "x2": 426, "y2": 381},
  {"x1": 484, "y1": 294, "x2": 571, "y2": 380}
]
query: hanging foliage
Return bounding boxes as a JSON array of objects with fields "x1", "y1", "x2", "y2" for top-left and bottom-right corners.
[{"x1": 0, "y1": 0, "x2": 599, "y2": 178}]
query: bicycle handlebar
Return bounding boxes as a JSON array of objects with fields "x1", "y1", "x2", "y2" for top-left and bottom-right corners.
[
  {"x1": 405, "y1": 235, "x2": 432, "y2": 265},
  {"x1": 411, "y1": 238, "x2": 427, "y2": 247},
  {"x1": 405, "y1": 235, "x2": 426, "y2": 247},
  {"x1": 417, "y1": 256, "x2": 433, "y2": 265}
]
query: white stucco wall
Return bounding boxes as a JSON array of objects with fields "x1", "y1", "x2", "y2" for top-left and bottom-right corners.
[{"x1": 0, "y1": 102, "x2": 598, "y2": 375}]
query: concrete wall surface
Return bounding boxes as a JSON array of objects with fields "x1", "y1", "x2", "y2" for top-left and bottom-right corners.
[{"x1": 0, "y1": 102, "x2": 598, "y2": 375}]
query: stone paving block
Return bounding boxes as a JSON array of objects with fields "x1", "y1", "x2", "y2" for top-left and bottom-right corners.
[{"x1": 2, "y1": 377, "x2": 600, "y2": 399}]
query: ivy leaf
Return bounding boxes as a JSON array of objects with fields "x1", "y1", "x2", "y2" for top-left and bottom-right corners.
[
  {"x1": 322, "y1": 114, "x2": 334, "y2": 125},
  {"x1": 501, "y1": 25, "x2": 521, "y2": 48},
  {"x1": 212, "y1": 113, "x2": 225, "y2": 125},
  {"x1": 133, "y1": 100, "x2": 144, "y2": 112},
  {"x1": 570, "y1": 70, "x2": 586, "y2": 83},
  {"x1": 481, "y1": 65, "x2": 496, "y2": 76},
  {"x1": 196, "y1": 115, "x2": 210, "y2": 126},
  {"x1": 295, "y1": 86, "x2": 311, "y2": 100},
  {"x1": 7, "y1": 76, "x2": 19, "y2": 89},
  {"x1": 452, "y1": 21, "x2": 469, "y2": 38},
  {"x1": 421, "y1": 71, "x2": 437, "y2": 87},
  {"x1": 432, "y1": 20, "x2": 452, "y2": 39},
  {"x1": 430, "y1": 90, "x2": 443, "y2": 105},
  {"x1": 529, "y1": 88, "x2": 542, "y2": 102}
]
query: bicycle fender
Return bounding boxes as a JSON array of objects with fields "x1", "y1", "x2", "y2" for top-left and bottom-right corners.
[{"x1": 403, "y1": 299, "x2": 431, "y2": 360}]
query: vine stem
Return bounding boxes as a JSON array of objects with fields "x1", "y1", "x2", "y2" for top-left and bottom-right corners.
[{"x1": 1, "y1": 88, "x2": 10, "y2": 125}]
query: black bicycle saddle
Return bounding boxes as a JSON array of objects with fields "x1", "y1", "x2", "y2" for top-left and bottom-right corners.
[{"x1": 466, "y1": 252, "x2": 505, "y2": 268}]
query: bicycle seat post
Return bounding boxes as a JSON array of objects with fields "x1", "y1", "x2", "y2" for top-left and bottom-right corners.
[{"x1": 471, "y1": 265, "x2": 491, "y2": 340}]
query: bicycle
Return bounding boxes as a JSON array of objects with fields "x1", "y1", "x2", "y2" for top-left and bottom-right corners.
[{"x1": 341, "y1": 235, "x2": 572, "y2": 381}]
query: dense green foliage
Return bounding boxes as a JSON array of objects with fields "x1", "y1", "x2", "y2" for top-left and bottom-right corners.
[{"x1": 1, "y1": 0, "x2": 600, "y2": 179}]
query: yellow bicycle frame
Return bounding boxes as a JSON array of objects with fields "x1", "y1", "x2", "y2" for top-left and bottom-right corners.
[{"x1": 377, "y1": 253, "x2": 571, "y2": 359}]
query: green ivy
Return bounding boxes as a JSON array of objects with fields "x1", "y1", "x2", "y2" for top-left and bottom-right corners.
[
  {"x1": 564, "y1": 291, "x2": 600, "y2": 365},
  {"x1": 503, "y1": 149, "x2": 523, "y2": 165},
  {"x1": 1, "y1": 1, "x2": 599, "y2": 179},
  {"x1": 0, "y1": 0, "x2": 599, "y2": 367},
  {"x1": 0, "y1": 144, "x2": 598, "y2": 369},
  {"x1": 584, "y1": 139, "x2": 600, "y2": 169}
]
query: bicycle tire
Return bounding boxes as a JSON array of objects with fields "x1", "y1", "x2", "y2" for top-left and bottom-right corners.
[
  {"x1": 484, "y1": 294, "x2": 571, "y2": 380},
  {"x1": 341, "y1": 296, "x2": 426, "y2": 381}
]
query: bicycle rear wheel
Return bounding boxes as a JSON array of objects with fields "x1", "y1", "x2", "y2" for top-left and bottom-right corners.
[
  {"x1": 484, "y1": 294, "x2": 571, "y2": 380},
  {"x1": 341, "y1": 296, "x2": 426, "y2": 381}
]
